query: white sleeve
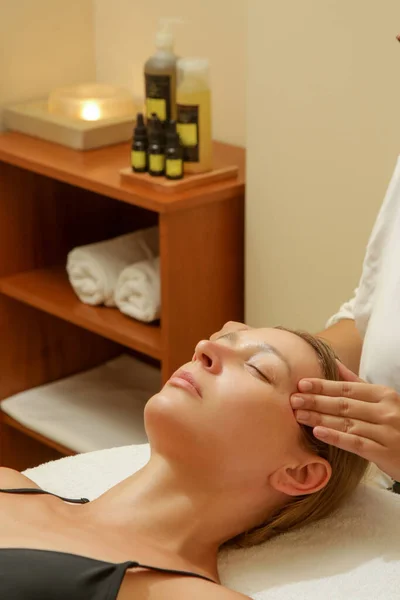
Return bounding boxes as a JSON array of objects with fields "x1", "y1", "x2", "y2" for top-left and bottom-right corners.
[
  {"x1": 326, "y1": 157, "x2": 400, "y2": 335},
  {"x1": 325, "y1": 288, "x2": 358, "y2": 329}
]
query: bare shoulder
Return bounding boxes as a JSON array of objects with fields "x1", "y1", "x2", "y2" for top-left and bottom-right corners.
[
  {"x1": 182, "y1": 582, "x2": 250, "y2": 600},
  {"x1": 155, "y1": 578, "x2": 250, "y2": 600},
  {"x1": 0, "y1": 466, "x2": 41, "y2": 489},
  {"x1": 175, "y1": 575, "x2": 250, "y2": 600},
  {"x1": 210, "y1": 587, "x2": 250, "y2": 600},
  {"x1": 124, "y1": 572, "x2": 251, "y2": 600}
]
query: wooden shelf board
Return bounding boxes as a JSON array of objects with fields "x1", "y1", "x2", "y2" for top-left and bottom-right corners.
[
  {"x1": 1, "y1": 413, "x2": 76, "y2": 456},
  {"x1": 0, "y1": 132, "x2": 245, "y2": 214},
  {"x1": 0, "y1": 267, "x2": 162, "y2": 360}
]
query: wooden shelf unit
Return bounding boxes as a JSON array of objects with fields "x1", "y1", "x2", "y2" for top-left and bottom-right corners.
[
  {"x1": 0, "y1": 267, "x2": 162, "y2": 359},
  {"x1": 0, "y1": 132, "x2": 245, "y2": 470}
]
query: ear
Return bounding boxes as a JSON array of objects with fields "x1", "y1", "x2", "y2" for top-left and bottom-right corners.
[{"x1": 269, "y1": 458, "x2": 332, "y2": 497}]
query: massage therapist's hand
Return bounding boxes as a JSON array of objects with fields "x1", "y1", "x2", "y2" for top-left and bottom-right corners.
[{"x1": 290, "y1": 361, "x2": 400, "y2": 481}]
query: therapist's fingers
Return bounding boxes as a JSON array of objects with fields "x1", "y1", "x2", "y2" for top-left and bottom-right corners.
[
  {"x1": 291, "y1": 393, "x2": 379, "y2": 423},
  {"x1": 311, "y1": 427, "x2": 385, "y2": 463},
  {"x1": 295, "y1": 411, "x2": 390, "y2": 445},
  {"x1": 297, "y1": 377, "x2": 386, "y2": 403}
]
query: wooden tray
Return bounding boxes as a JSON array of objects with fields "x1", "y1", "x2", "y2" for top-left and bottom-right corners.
[{"x1": 120, "y1": 164, "x2": 238, "y2": 194}]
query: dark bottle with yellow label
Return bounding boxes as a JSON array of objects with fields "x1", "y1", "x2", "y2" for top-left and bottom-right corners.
[
  {"x1": 131, "y1": 113, "x2": 148, "y2": 173},
  {"x1": 148, "y1": 114, "x2": 165, "y2": 177},
  {"x1": 144, "y1": 19, "x2": 180, "y2": 123},
  {"x1": 165, "y1": 120, "x2": 183, "y2": 180}
]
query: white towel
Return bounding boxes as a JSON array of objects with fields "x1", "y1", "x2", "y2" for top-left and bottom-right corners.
[
  {"x1": 66, "y1": 227, "x2": 159, "y2": 306},
  {"x1": 1, "y1": 356, "x2": 161, "y2": 452},
  {"x1": 24, "y1": 444, "x2": 400, "y2": 599},
  {"x1": 115, "y1": 257, "x2": 160, "y2": 323}
]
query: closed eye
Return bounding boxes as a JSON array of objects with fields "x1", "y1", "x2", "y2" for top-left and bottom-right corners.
[{"x1": 246, "y1": 363, "x2": 271, "y2": 383}]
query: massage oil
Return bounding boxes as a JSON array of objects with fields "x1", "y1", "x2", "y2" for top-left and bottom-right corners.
[{"x1": 176, "y1": 58, "x2": 212, "y2": 174}]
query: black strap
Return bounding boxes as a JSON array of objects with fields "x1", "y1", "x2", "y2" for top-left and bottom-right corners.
[
  {"x1": 0, "y1": 489, "x2": 216, "y2": 584},
  {"x1": 0, "y1": 488, "x2": 90, "y2": 504},
  {"x1": 126, "y1": 560, "x2": 217, "y2": 584}
]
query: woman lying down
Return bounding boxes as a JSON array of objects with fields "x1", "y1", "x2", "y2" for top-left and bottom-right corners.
[{"x1": 0, "y1": 326, "x2": 368, "y2": 600}]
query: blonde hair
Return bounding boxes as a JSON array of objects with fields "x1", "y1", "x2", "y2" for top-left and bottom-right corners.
[{"x1": 226, "y1": 327, "x2": 369, "y2": 549}]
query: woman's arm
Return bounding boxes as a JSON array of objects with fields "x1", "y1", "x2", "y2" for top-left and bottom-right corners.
[{"x1": 316, "y1": 319, "x2": 363, "y2": 375}]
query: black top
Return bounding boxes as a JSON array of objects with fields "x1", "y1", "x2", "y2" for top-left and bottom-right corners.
[{"x1": 0, "y1": 487, "x2": 216, "y2": 600}]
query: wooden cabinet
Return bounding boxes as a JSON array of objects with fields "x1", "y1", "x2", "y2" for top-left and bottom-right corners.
[{"x1": 0, "y1": 132, "x2": 245, "y2": 470}]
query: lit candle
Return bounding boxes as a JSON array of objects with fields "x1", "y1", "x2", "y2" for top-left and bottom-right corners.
[
  {"x1": 80, "y1": 100, "x2": 101, "y2": 121},
  {"x1": 48, "y1": 84, "x2": 135, "y2": 122}
]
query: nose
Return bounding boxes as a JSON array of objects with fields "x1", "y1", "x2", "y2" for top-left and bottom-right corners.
[{"x1": 194, "y1": 339, "x2": 225, "y2": 374}]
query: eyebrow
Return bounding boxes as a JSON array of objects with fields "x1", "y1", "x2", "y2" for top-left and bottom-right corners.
[{"x1": 215, "y1": 331, "x2": 292, "y2": 375}]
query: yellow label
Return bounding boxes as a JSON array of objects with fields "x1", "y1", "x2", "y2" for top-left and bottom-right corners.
[
  {"x1": 149, "y1": 154, "x2": 165, "y2": 173},
  {"x1": 131, "y1": 150, "x2": 146, "y2": 170},
  {"x1": 166, "y1": 159, "x2": 183, "y2": 178},
  {"x1": 146, "y1": 98, "x2": 166, "y2": 122},
  {"x1": 177, "y1": 123, "x2": 198, "y2": 147}
]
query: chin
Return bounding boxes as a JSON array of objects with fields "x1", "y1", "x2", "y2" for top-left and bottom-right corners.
[
  {"x1": 144, "y1": 387, "x2": 183, "y2": 418},
  {"x1": 144, "y1": 390, "x2": 204, "y2": 463}
]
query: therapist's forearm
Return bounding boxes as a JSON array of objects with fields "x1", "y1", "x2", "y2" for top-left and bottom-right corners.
[{"x1": 316, "y1": 319, "x2": 363, "y2": 375}]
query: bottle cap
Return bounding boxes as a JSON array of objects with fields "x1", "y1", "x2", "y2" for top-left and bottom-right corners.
[
  {"x1": 166, "y1": 120, "x2": 181, "y2": 144},
  {"x1": 166, "y1": 119, "x2": 177, "y2": 134},
  {"x1": 133, "y1": 113, "x2": 147, "y2": 139},
  {"x1": 177, "y1": 57, "x2": 209, "y2": 74},
  {"x1": 148, "y1": 113, "x2": 160, "y2": 133},
  {"x1": 177, "y1": 58, "x2": 209, "y2": 85},
  {"x1": 148, "y1": 114, "x2": 164, "y2": 144},
  {"x1": 155, "y1": 17, "x2": 183, "y2": 50}
]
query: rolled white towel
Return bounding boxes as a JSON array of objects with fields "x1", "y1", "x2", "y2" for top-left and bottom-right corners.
[
  {"x1": 115, "y1": 257, "x2": 160, "y2": 323},
  {"x1": 66, "y1": 227, "x2": 159, "y2": 306}
]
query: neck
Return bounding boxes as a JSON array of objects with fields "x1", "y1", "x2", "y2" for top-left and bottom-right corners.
[{"x1": 85, "y1": 453, "x2": 275, "y2": 577}]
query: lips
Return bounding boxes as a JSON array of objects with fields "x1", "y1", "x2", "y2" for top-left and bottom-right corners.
[{"x1": 169, "y1": 369, "x2": 202, "y2": 398}]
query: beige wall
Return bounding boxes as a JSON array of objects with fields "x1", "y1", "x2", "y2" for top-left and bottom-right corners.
[
  {"x1": 246, "y1": 1, "x2": 400, "y2": 331},
  {"x1": 93, "y1": 0, "x2": 246, "y2": 146},
  {"x1": 0, "y1": 1, "x2": 95, "y2": 129}
]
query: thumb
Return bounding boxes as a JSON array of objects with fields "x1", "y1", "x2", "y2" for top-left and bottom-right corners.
[{"x1": 336, "y1": 359, "x2": 364, "y2": 383}]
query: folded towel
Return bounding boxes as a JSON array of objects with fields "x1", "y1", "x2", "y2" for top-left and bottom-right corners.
[
  {"x1": 25, "y1": 444, "x2": 400, "y2": 599},
  {"x1": 1, "y1": 356, "x2": 161, "y2": 452},
  {"x1": 66, "y1": 227, "x2": 159, "y2": 306},
  {"x1": 115, "y1": 256, "x2": 160, "y2": 323}
]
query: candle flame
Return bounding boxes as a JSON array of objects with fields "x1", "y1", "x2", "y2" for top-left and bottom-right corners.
[{"x1": 81, "y1": 101, "x2": 101, "y2": 121}]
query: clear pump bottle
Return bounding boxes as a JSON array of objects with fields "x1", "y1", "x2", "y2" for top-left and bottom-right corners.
[{"x1": 176, "y1": 58, "x2": 212, "y2": 174}]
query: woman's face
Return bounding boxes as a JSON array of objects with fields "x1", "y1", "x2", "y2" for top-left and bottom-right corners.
[{"x1": 145, "y1": 326, "x2": 326, "y2": 487}]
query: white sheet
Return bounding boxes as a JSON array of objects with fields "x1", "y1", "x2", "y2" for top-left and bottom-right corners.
[{"x1": 25, "y1": 444, "x2": 400, "y2": 599}]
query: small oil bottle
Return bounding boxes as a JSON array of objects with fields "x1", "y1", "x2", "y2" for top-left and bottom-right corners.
[
  {"x1": 165, "y1": 120, "x2": 183, "y2": 180},
  {"x1": 131, "y1": 113, "x2": 148, "y2": 173},
  {"x1": 148, "y1": 114, "x2": 165, "y2": 177}
]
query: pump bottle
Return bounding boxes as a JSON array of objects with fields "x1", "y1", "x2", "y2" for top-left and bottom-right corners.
[{"x1": 144, "y1": 18, "x2": 181, "y2": 124}]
